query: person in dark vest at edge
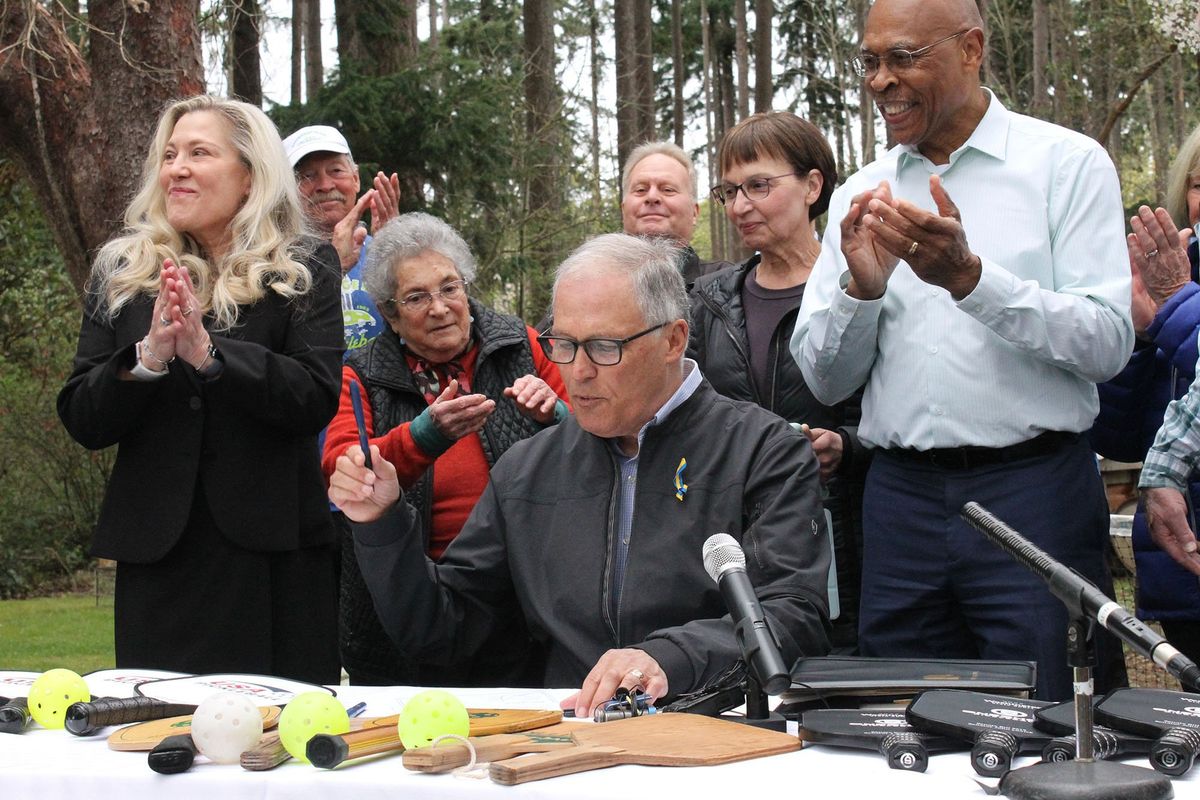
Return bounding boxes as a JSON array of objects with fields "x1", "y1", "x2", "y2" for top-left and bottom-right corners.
[{"x1": 321, "y1": 211, "x2": 570, "y2": 685}]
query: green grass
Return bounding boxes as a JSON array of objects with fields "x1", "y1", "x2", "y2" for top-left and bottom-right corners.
[{"x1": 0, "y1": 593, "x2": 115, "y2": 672}]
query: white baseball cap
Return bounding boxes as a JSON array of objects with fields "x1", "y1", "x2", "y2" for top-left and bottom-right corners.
[{"x1": 282, "y1": 125, "x2": 352, "y2": 168}]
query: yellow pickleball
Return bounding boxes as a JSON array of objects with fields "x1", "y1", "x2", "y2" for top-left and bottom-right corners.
[
  {"x1": 397, "y1": 689, "x2": 469, "y2": 749},
  {"x1": 277, "y1": 691, "x2": 349, "y2": 763},
  {"x1": 28, "y1": 668, "x2": 90, "y2": 729}
]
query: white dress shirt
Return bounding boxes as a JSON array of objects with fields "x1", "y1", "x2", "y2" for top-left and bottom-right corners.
[{"x1": 792, "y1": 90, "x2": 1133, "y2": 450}]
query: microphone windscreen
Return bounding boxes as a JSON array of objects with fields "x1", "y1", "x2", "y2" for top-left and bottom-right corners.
[{"x1": 702, "y1": 533, "x2": 746, "y2": 582}]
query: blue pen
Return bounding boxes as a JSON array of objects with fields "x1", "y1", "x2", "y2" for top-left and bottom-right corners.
[
  {"x1": 349, "y1": 379, "x2": 372, "y2": 470},
  {"x1": 347, "y1": 701, "x2": 367, "y2": 718}
]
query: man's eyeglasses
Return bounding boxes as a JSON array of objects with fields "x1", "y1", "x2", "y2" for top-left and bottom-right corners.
[
  {"x1": 710, "y1": 173, "x2": 797, "y2": 206},
  {"x1": 851, "y1": 29, "x2": 970, "y2": 78},
  {"x1": 296, "y1": 165, "x2": 355, "y2": 188},
  {"x1": 538, "y1": 321, "x2": 670, "y2": 366},
  {"x1": 384, "y1": 279, "x2": 469, "y2": 313}
]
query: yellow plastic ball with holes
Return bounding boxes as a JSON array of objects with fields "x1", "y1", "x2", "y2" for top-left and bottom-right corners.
[
  {"x1": 29, "y1": 668, "x2": 90, "y2": 729},
  {"x1": 397, "y1": 689, "x2": 469, "y2": 749},
  {"x1": 277, "y1": 692, "x2": 350, "y2": 763}
]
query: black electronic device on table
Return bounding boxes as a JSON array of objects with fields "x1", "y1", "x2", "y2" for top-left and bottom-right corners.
[{"x1": 799, "y1": 707, "x2": 966, "y2": 772}]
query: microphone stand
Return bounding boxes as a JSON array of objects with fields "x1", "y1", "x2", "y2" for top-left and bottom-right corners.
[
  {"x1": 961, "y1": 504, "x2": 1171, "y2": 800},
  {"x1": 734, "y1": 671, "x2": 787, "y2": 732}
]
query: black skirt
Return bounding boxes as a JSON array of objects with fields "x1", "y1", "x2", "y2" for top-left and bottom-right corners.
[{"x1": 114, "y1": 483, "x2": 339, "y2": 685}]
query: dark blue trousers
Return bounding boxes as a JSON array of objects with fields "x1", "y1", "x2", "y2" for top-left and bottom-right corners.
[{"x1": 859, "y1": 438, "x2": 1127, "y2": 700}]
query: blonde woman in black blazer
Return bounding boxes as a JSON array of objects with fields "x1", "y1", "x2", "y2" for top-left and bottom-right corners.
[{"x1": 58, "y1": 96, "x2": 342, "y2": 683}]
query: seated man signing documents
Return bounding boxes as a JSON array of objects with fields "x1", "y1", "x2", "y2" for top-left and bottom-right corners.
[{"x1": 330, "y1": 233, "x2": 831, "y2": 716}]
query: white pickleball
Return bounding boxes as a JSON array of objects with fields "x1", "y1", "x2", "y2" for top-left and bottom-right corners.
[{"x1": 189, "y1": 692, "x2": 264, "y2": 764}]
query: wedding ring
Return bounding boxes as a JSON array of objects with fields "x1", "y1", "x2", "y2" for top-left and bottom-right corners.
[
  {"x1": 1146, "y1": 249, "x2": 1159, "y2": 259},
  {"x1": 907, "y1": 240, "x2": 920, "y2": 257},
  {"x1": 627, "y1": 668, "x2": 646, "y2": 685},
  {"x1": 182, "y1": 305, "x2": 194, "y2": 317},
  {"x1": 159, "y1": 314, "x2": 171, "y2": 327}
]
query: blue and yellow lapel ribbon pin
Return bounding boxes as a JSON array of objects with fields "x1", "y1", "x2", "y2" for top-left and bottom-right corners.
[{"x1": 674, "y1": 457, "x2": 688, "y2": 501}]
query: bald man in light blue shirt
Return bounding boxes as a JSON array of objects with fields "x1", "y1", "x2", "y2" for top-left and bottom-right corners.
[{"x1": 792, "y1": 0, "x2": 1131, "y2": 700}]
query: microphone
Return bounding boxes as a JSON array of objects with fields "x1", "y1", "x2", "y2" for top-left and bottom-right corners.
[
  {"x1": 960, "y1": 501, "x2": 1200, "y2": 692},
  {"x1": 702, "y1": 533, "x2": 791, "y2": 695}
]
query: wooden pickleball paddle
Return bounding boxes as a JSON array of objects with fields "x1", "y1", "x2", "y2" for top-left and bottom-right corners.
[
  {"x1": 798, "y1": 708, "x2": 966, "y2": 772},
  {"x1": 402, "y1": 721, "x2": 585, "y2": 773},
  {"x1": 107, "y1": 705, "x2": 283, "y2": 751},
  {"x1": 906, "y1": 689, "x2": 1053, "y2": 777},
  {"x1": 306, "y1": 708, "x2": 564, "y2": 769},
  {"x1": 1034, "y1": 697, "x2": 1153, "y2": 763},
  {"x1": 487, "y1": 712, "x2": 801, "y2": 785},
  {"x1": 1094, "y1": 687, "x2": 1200, "y2": 776},
  {"x1": 65, "y1": 673, "x2": 333, "y2": 736}
]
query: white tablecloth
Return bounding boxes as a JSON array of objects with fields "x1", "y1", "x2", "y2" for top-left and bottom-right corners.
[{"x1": 2, "y1": 686, "x2": 1197, "y2": 799}]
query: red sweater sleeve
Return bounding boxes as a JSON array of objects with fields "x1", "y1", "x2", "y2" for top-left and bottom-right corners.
[
  {"x1": 526, "y1": 326, "x2": 571, "y2": 409},
  {"x1": 321, "y1": 365, "x2": 437, "y2": 490}
]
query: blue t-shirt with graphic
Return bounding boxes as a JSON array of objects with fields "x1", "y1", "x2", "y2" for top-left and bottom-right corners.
[{"x1": 342, "y1": 235, "x2": 385, "y2": 355}]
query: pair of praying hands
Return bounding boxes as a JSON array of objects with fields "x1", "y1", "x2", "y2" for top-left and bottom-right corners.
[
  {"x1": 333, "y1": 172, "x2": 401, "y2": 269},
  {"x1": 139, "y1": 259, "x2": 212, "y2": 372},
  {"x1": 840, "y1": 176, "x2": 982, "y2": 302}
]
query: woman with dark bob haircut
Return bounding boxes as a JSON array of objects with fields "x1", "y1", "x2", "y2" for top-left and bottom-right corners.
[{"x1": 688, "y1": 110, "x2": 865, "y2": 652}]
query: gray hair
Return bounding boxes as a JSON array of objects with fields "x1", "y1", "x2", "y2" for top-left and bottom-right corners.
[
  {"x1": 622, "y1": 141, "x2": 699, "y2": 204},
  {"x1": 553, "y1": 233, "x2": 689, "y2": 327},
  {"x1": 363, "y1": 212, "x2": 478, "y2": 315}
]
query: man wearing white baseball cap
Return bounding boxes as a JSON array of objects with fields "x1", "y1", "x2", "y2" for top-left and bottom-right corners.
[{"x1": 283, "y1": 125, "x2": 401, "y2": 353}]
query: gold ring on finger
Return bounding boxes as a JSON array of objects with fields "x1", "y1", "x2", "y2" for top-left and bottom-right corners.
[
  {"x1": 182, "y1": 305, "x2": 194, "y2": 317},
  {"x1": 907, "y1": 240, "x2": 920, "y2": 258}
]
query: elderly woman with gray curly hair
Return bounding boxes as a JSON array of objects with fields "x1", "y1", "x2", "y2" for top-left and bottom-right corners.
[{"x1": 321, "y1": 211, "x2": 569, "y2": 686}]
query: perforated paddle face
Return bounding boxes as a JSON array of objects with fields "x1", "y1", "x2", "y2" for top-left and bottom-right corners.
[
  {"x1": 1094, "y1": 688, "x2": 1200, "y2": 738},
  {"x1": 800, "y1": 709, "x2": 963, "y2": 752},
  {"x1": 132, "y1": 674, "x2": 334, "y2": 706},
  {"x1": 906, "y1": 690, "x2": 1051, "y2": 743},
  {"x1": 0, "y1": 669, "x2": 186, "y2": 700}
]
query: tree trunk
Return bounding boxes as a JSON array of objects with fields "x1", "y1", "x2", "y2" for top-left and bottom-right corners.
[
  {"x1": 522, "y1": 0, "x2": 560, "y2": 316},
  {"x1": 633, "y1": 0, "x2": 655, "y2": 143},
  {"x1": 671, "y1": 0, "x2": 685, "y2": 147},
  {"x1": 229, "y1": 0, "x2": 262, "y2": 106},
  {"x1": 304, "y1": 0, "x2": 323, "y2": 96},
  {"x1": 1149, "y1": 75, "x2": 1169, "y2": 205},
  {"x1": 335, "y1": 0, "x2": 417, "y2": 76},
  {"x1": 590, "y1": 0, "x2": 604, "y2": 216},
  {"x1": 733, "y1": 0, "x2": 750, "y2": 119},
  {"x1": 291, "y1": 0, "x2": 304, "y2": 104},
  {"x1": 0, "y1": 0, "x2": 204, "y2": 292},
  {"x1": 753, "y1": 0, "x2": 772, "y2": 112},
  {"x1": 976, "y1": 0, "x2": 994, "y2": 89},
  {"x1": 614, "y1": 0, "x2": 637, "y2": 183},
  {"x1": 855, "y1": 0, "x2": 875, "y2": 164},
  {"x1": 429, "y1": 0, "x2": 439, "y2": 51},
  {"x1": 701, "y1": 0, "x2": 720, "y2": 258},
  {"x1": 1030, "y1": 0, "x2": 1048, "y2": 117}
]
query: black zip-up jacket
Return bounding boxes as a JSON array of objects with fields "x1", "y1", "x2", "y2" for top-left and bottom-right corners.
[
  {"x1": 353, "y1": 379, "x2": 832, "y2": 694},
  {"x1": 688, "y1": 256, "x2": 868, "y2": 650}
]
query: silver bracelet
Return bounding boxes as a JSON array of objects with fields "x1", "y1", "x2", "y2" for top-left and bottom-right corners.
[
  {"x1": 140, "y1": 337, "x2": 174, "y2": 368},
  {"x1": 132, "y1": 340, "x2": 169, "y2": 381}
]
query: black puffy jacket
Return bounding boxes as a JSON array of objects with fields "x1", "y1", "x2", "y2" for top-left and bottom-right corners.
[{"x1": 688, "y1": 255, "x2": 867, "y2": 651}]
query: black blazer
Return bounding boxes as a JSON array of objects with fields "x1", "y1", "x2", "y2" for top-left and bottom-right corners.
[{"x1": 57, "y1": 243, "x2": 344, "y2": 563}]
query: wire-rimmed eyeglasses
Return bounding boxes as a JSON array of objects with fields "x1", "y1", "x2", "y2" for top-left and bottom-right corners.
[
  {"x1": 710, "y1": 173, "x2": 798, "y2": 206},
  {"x1": 383, "y1": 279, "x2": 469, "y2": 313},
  {"x1": 851, "y1": 29, "x2": 970, "y2": 78}
]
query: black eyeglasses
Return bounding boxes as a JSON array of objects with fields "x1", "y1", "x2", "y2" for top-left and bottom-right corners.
[
  {"x1": 851, "y1": 29, "x2": 970, "y2": 78},
  {"x1": 710, "y1": 173, "x2": 797, "y2": 206},
  {"x1": 383, "y1": 279, "x2": 469, "y2": 313},
  {"x1": 538, "y1": 321, "x2": 670, "y2": 366}
]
